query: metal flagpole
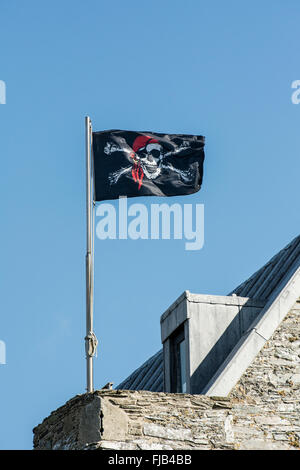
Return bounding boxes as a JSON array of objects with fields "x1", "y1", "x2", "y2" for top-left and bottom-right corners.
[{"x1": 85, "y1": 115, "x2": 98, "y2": 393}]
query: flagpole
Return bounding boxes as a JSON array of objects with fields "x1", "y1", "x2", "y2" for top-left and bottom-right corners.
[{"x1": 85, "y1": 115, "x2": 97, "y2": 393}]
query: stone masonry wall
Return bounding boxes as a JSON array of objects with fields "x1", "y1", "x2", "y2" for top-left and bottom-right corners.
[
  {"x1": 33, "y1": 303, "x2": 300, "y2": 450},
  {"x1": 228, "y1": 301, "x2": 300, "y2": 449}
]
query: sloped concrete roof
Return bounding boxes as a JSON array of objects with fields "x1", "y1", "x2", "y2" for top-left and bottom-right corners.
[
  {"x1": 229, "y1": 235, "x2": 300, "y2": 301},
  {"x1": 116, "y1": 234, "x2": 300, "y2": 393},
  {"x1": 117, "y1": 349, "x2": 163, "y2": 392}
]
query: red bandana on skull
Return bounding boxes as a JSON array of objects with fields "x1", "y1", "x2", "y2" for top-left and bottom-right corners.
[{"x1": 130, "y1": 135, "x2": 158, "y2": 189}]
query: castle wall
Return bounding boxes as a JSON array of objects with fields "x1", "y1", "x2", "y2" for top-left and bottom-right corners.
[{"x1": 33, "y1": 304, "x2": 300, "y2": 450}]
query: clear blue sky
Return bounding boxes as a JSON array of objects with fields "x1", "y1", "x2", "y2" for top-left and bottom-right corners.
[{"x1": 0, "y1": 0, "x2": 299, "y2": 449}]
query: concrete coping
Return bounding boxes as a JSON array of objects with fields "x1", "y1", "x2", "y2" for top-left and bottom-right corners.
[
  {"x1": 160, "y1": 291, "x2": 189, "y2": 323},
  {"x1": 160, "y1": 291, "x2": 265, "y2": 323}
]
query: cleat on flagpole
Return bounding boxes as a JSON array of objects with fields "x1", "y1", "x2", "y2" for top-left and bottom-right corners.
[{"x1": 85, "y1": 332, "x2": 98, "y2": 358}]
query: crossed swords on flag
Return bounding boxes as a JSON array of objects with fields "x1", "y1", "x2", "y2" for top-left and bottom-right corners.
[{"x1": 103, "y1": 139, "x2": 196, "y2": 189}]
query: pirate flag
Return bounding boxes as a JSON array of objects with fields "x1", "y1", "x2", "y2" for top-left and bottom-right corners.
[{"x1": 92, "y1": 130, "x2": 205, "y2": 201}]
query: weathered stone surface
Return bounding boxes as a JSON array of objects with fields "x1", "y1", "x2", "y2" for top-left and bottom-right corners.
[
  {"x1": 143, "y1": 423, "x2": 192, "y2": 441},
  {"x1": 78, "y1": 395, "x2": 102, "y2": 447},
  {"x1": 239, "y1": 439, "x2": 293, "y2": 450},
  {"x1": 101, "y1": 397, "x2": 128, "y2": 441}
]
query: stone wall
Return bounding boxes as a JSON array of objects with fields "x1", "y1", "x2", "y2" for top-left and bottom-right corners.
[
  {"x1": 33, "y1": 387, "x2": 300, "y2": 450},
  {"x1": 33, "y1": 303, "x2": 300, "y2": 450},
  {"x1": 228, "y1": 302, "x2": 300, "y2": 449}
]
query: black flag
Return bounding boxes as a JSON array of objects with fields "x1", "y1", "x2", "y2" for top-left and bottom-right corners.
[{"x1": 92, "y1": 130, "x2": 205, "y2": 201}]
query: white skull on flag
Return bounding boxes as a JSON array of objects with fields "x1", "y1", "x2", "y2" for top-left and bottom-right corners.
[{"x1": 104, "y1": 135, "x2": 195, "y2": 189}]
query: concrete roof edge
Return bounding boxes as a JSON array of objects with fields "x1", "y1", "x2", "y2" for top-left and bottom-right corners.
[
  {"x1": 160, "y1": 292, "x2": 265, "y2": 324},
  {"x1": 202, "y1": 264, "x2": 300, "y2": 397},
  {"x1": 187, "y1": 292, "x2": 265, "y2": 308},
  {"x1": 160, "y1": 290, "x2": 189, "y2": 323}
]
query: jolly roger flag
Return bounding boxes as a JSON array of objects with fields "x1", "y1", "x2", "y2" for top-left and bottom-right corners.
[{"x1": 92, "y1": 130, "x2": 205, "y2": 201}]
